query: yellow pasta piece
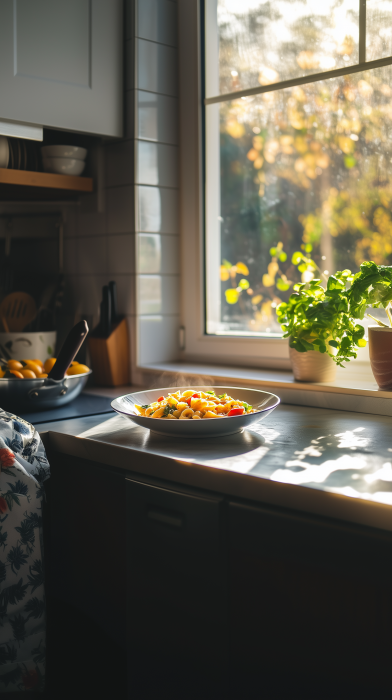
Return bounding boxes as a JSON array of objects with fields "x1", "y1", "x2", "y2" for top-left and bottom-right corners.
[
  {"x1": 151, "y1": 407, "x2": 165, "y2": 418},
  {"x1": 179, "y1": 408, "x2": 194, "y2": 419},
  {"x1": 204, "y1": 410, "x2": 218, "y2": 418},
  {"x1": 172, "y1": 409, "x2": 182, "y2": 418},
  {"x1": 192, "y1": 414, "x2": 201, "y2": 419},
  {"x1": 145, "y1": 407, "x2": 154, "y2": 416},
  {"x1": 165, "y1": 413, "x2": 177, "y2": 419},
  {"x1": 191, "y1": 398, "x2": 208, "y2": 411},
  {"x1": 176, "y1": 402, "x2": 188, "y2": 411},
  {"x1": 181, "y1": 390, "x2": 195, "y2": 398},
  {"x1": 215, "y1": 404, "x2": 226, "y2": 413},
  {"x1": 134, "y1": 404, "x2": 144, "y2": 415}
]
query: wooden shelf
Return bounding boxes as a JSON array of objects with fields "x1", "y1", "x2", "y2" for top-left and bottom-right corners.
[{"x1": 0, "y1": 168, "x2": 93, "y2": 201}]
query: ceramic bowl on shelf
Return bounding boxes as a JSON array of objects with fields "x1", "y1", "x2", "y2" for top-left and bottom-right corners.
[
  {"x1": 111, "y1": 386, "x2": 280, "y2": 438},
  {"x1": 41, "y1": 145, "x2": 87, "y2": 160},
  {"x1": 0, "y1": 136, "x2": 9, "y2": 168},
  {"x1": 42, "y1": 157, "x2": 86, "y2": 176}
]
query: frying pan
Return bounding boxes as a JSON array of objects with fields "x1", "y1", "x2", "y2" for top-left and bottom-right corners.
[{"x1": 0, "y1": 320, "x2": 91, "y2": 412}]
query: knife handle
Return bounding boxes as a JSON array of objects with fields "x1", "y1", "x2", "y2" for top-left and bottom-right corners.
[
  {"x1": 48, "y1": 320, "x2": 89, "y2": 380},
  {"x1": 102, "y1": 285, "x2": 112, "y2": 338},
  {"x1": 109, "y1": 280, "x2": 118, "y2": 323}
]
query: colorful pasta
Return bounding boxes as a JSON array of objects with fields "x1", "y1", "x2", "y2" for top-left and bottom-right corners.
[{"x1": 134, "y1": 390, "x2": 256, "y2": 419}]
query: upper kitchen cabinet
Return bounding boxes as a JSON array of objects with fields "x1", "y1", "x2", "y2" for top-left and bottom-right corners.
[{"x1": 0, "y1": 0, "x2": 123, "y2": 138}]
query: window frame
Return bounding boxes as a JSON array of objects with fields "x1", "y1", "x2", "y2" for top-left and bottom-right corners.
[{"x1": 178, "y1": 0, "x2": 382, "y2": 370}]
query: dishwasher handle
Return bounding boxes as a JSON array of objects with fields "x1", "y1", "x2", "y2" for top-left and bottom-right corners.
[{"x1": 147, "y1": 506, "x2": 184, "y2": 530}]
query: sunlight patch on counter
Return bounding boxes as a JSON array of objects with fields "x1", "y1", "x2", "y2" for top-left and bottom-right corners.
[
  {"x1": 77, "y1": 414, "x2": 131, "y2": 438},
  {"x1": 271, "y1": 454, "x2": 366, "y2": 485}
]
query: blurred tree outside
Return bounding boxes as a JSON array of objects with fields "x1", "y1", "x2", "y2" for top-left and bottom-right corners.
[{"x1": 214, "y1": 0, "x2": 392, "y2": 333}]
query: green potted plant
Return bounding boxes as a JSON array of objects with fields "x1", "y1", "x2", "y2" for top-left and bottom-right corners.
[
  {"x1": 347, "y1": 261, "x2": 392, "y2": 389},
  {"x1": 277, "y1": 269, "x2": 366, "y2": 382}
]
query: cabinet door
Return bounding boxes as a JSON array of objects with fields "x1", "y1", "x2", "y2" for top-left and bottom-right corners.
[
  {"x1": 0, "y1": 0, "x2": 123, "y2": 137},
  {"x1": 126, "y1": 478, "x2": 227, "y2": 698},
  {"x1": 228, "y1": 501, "x2": 392, "y2": 696}
]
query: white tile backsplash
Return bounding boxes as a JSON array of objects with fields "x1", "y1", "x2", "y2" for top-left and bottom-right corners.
[
  {"x1": 137, "y1": 233, "x2": 179, "y2": 274},
  {"x1": 136, "y1": 185, "x2": 178, "y2": 233},
  {"x1": 106, "y1": 139, "x2": 134, "y2": 188},
  {"x1": 136, "y1": 90, "x2": 178, "y2": 144},
  {"x1": 110, "y1": 274, "x2": 135, "y2": 315},
  {"x1": 108, "y1": 233, "x2": 135, "y2": 274},
  {"x1": 137, "y1": 0, "x2": 177, "y2": 47},
  {"x1": 68, "y1": 0, "x2": 179, "y2": 380},
  {"x1": 77, "y1": 275, "x2": 108, "y2": 317},
  {"x1": 137, "y1": 275, "x2": 162, "y2": 314},
  {"x1": 78, "y1": 236, "x2": 107, "y2": 275},
  {"x1": 77, "y1": 211, "x2": 107, "y2": 238},
  {"x1": 136, "y1": 141, "x2": 178, "y2": 187},
  {"x1": 107, "y1": 186, "x2": 135, "y2": 234},
  {"x1": 136, "y1": 39, "x2": 177, "y2": 96},
  {"x1": 137, "y1": 274, "x2": 179, "y2": 315},
  {"x1": 137, "y1": 233, "x2": 161, "y2": 273},
  {"x1": 63, "y1": 237, "x2": 77, "y2": 274},
  {"x1": 138, "y1": 314, "x2": 180, "y2": 364}
]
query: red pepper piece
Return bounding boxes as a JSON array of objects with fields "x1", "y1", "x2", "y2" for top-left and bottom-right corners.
[
  {"x1": 157, "y1": 396, "x2": 164, "y2": 402},
  {"x1": 187, "y1": 392, "x2": 200, "y2": 406},
  {"x1": 227, "y1": 407, "x2": 245, "y2": 417}
]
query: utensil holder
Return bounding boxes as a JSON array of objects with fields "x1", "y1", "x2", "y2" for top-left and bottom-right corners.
[{"x1": 88, "y1": 317, "x2": 130, "y2": 386}]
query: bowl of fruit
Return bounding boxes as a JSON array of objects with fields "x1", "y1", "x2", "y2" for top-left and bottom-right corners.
[{"x1": 0, "y1": 321, "x2": 91, "y2": 411}]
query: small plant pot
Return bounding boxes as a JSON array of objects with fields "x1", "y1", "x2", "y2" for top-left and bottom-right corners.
[
  {"x1": 289, "y1": 346, "x2": 336, "y2": 382},
  {"x1": 368, "y1": 326, "x2": 392, "y2": 390}
]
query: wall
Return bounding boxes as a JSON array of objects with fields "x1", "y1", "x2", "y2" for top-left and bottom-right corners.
[{"x1": 63, "y1": 0, "x2": 180, "y2": 384}]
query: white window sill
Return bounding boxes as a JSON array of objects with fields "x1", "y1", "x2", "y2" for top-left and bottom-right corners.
[{"x1": 137, "y1": 361, "x2": 392, "y2": 417}]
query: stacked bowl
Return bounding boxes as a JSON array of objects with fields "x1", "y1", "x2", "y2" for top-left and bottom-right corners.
[{"x1": 41, "y1": 145, "x2": 87, "y2": 176}]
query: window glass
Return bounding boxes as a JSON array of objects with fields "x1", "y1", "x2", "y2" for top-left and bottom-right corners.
[
  {"x1": 206, "y1": 64, "x2": 392, "y2": 335},
  {"x1": 209, "y1": 0, "x2": 359, "y2": 98},
  {"x1": 367, "y1": 0, "x2": 392, "y2": 61}
]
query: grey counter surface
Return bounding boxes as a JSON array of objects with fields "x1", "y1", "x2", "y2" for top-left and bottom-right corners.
[{"x1": 38, "y1": 404, "x2": 392, "y2": 533}]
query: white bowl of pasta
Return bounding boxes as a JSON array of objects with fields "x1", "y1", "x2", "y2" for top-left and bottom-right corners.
[{"x1": 111, "y1": 386, "x2": 280, "y2": 437}]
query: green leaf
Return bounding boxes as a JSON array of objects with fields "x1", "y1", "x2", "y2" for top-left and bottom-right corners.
[
  {"x1": 222, "y1": 259, "x2": 232, "y2": 270},
  {"x1": 344, "y1": 155, "x2": 356, "y2": 168},
  {"x1": 279, "y1": 252, "x2": 287, "y2": 262},
  {"x1": 276, "y1": 278, "x2": 291, "y2": 291},
  {"x1": 304, "y1": 243, "x2": 313, "y2": 253},
  {"x1": 292, "y1": 251, "x2": 303, "y2": 265},
  {"x1": 327, "y1": 275, "x2": 345, "y2": 291},
  {"x1": 269, "y1": 247, "x2": 277, "y2": 256},
  {"x1": 238, "y1": 278, "x2": 250, "y2": 289}
]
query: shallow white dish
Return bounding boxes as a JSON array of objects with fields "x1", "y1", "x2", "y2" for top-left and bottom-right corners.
[
  {"x1": 41, "y1": 145, "x2": 87, "y2": 160},
  {"x1": 111, "y1": 386, "x2": 280, "y2": 438},
  {"x1": 42, "y1": 157, "x2": 85, "y2": 176}
]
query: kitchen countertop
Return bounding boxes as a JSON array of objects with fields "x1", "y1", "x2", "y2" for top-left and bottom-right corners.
[{"x1": 38, "y1": 403, "x2": 392, "y2": 533}]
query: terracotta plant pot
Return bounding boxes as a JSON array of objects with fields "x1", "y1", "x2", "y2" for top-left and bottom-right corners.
[
  {"x1": 289, "y1": 346, "x2": 336, "y2": 382},
  {"x1": 368, "y1": 326, "x2": 392, "y2": 389}
]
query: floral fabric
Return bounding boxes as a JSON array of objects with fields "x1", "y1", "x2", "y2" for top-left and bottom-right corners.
[{"x1": 0, "y1": 409, "x2": 50, "y2": 693}]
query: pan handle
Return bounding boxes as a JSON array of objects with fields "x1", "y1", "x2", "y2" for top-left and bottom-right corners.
[{"x1": 48, "y1": 320, "x2": 89, "y2": 381}]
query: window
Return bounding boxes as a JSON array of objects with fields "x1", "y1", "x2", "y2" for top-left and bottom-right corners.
[{"x1": 205, "y1": 0, "x2": 392, "y2": 339}]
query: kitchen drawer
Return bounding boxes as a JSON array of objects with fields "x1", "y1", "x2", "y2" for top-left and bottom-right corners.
[
  {"x1": 228, "y1": 500, "x2": 392, "y2": 694},
  {"x1": 126, "y1": 478, "x2": 227, "y2": 698}
]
